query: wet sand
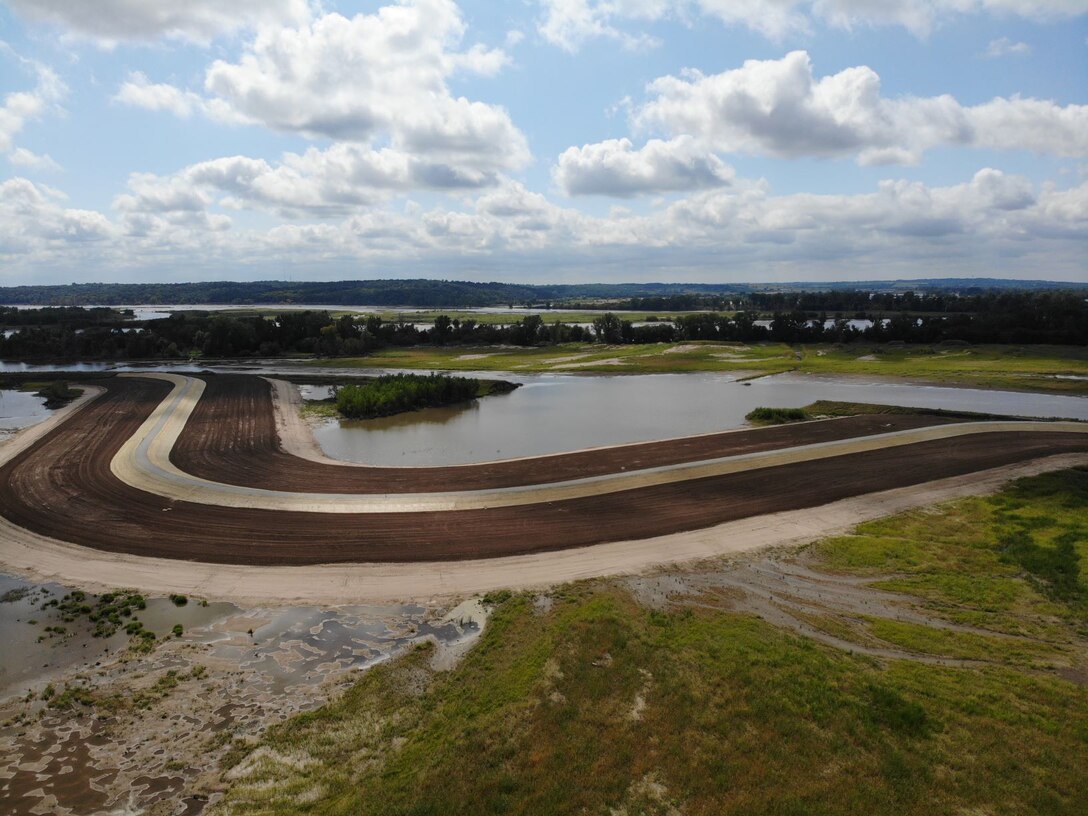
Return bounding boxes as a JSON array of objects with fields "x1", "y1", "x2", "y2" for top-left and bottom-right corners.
[{"x1": 0, "y1": 579, "x2": 483, "y2": 816}]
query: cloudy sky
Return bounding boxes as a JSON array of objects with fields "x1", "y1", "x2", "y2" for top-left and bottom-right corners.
[{"x1": 1, "y1": 0, "x2": 1085, "y2": 285}]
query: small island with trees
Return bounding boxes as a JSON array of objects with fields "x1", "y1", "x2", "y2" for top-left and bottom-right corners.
[{"x1": 331, "y1": 373, "x2": 518, "y2": 420}]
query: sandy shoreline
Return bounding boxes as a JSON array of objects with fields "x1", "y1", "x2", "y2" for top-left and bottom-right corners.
[{"x1": 3, "y1": 453, "x2": 1084, "y2": 605}]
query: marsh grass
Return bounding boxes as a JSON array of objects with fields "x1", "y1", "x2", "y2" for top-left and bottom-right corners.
[
  {"x1": 217, "y1": 469, "x2": 1088, "y2": 816},
  {"x1": 311, "y1": 341, "x2": 1087, "y2": 393}
]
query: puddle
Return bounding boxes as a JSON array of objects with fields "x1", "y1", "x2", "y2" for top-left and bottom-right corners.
[{"x1": 0, "y1": 575, "x2": 483, "y2": 815}]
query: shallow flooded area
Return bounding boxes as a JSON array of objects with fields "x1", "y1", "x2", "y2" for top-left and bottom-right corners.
[
  {"x1": 0, "y1": 389, "x2": 52, "y2": 435},
  {"x1": 310, "y1": 371, "x2": 1088, "y2": 466},
  {"x1": 0, "y1": 574, "x2": 483, "y2": 815}
]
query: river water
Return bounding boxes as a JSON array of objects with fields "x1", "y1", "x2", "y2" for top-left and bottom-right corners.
[
  {"x1": 310, "y1": 372, "x2": 1088, "y2": 466},
  {"x1": 1, "y1": 359, "x2": 1083, "y2": 466}
]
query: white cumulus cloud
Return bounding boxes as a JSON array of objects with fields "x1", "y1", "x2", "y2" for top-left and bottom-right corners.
[
  {"x1": 0, "y1": 178, "x2": 113, "y2": 258},
  {"x1": 7, "y1": 147, "x2": 61, "y2": 171},
  {"x1": 114, "y1": 139, "x2": 525, "y2": 224},
  {"x1": 115, "y1": 2, "x2": 529, "y2": 188},
  {"x1": 554, "y1": 137, "x2": 734, "y2": 196},
  {"x1": 0, "y1": 49, "x2": 66, "y2": 165},
  {"x1": 2, "y1": 0, "x2": 312, "y2": 46},
  {"x1": 984, "y1": 36, "x2": 1032, "y2": 57},
  {"x1": 535, "y1": 1, "x2": 1088, "y2": 48},
  {"x1": 630, "y1": 51, "x2": 1088, "y2": 165},
  {"x1": 4, "y1": 170, "x2": 1086, "y2": 283}
]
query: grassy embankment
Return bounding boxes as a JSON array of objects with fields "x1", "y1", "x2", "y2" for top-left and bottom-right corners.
[
  {"x1": 744, "y1": 400, "x2": 1048, "y2": 426},
  {"x1": 310, "y1": 342, "x2": 1088, "y2": 394},
  {"x1": 217, "y1": 467, "x2": 1088, "y2": 816}
]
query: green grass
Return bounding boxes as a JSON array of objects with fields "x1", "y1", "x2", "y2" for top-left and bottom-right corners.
[
  {"x1": 216, "y1": 468, "x2": 1088, "y2": 816},
  {"x1": 747, "y1": 400, "x2": 1026, "y2": 426},
  {"x1": 308, "y1": 341, "x2": 1088, "y2": 393},
  {"x1": 746, "y1": 406, "x2": 808, "y2": 424}
]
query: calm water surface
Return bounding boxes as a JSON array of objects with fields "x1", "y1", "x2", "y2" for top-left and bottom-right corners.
[
  {"x1": 1, "y1": 359, "x2": 1082, "y2": 465},
  {"x1": 311, "y1": 372, "x2": 1088, "y2": 466},
  {"x1": 0, "y1": 389, "x2": 51, "y2": 432}
]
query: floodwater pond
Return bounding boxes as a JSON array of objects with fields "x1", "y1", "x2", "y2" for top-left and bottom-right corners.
[
  {"x1": 311, "y1": 371, "x2": 1088, "y2": 466},
  {"x1": 0, "y1": 389, "x2": 52, "y2": 433}
]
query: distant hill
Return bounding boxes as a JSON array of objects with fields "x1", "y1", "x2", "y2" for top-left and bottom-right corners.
[{"x1": 0, "y1": 278, "x2": 1082, "y2": 308}]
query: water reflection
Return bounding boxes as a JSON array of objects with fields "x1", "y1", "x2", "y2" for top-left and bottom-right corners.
[
  {"x1": 340, "y1": 401, "x2": 479, "y2": 432},
  {"x1": 312, "y1": 372, "x2": 1088, "y2": 466},
  {"x1": 0, "y1": 389, "x2": 51, "y2": 432}
]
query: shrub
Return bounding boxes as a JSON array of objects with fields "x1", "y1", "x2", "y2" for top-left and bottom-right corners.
[
  {"x1": 746, "y1": 406, "x2": 808, "y2": 425},
  {"x1": 336, "y1": 373, "x2": 481, "y2": 419}
]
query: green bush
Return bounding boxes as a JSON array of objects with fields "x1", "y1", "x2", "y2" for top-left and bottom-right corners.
[
  {"x1": 336, "y1": 373, "x2": 482, "y2": 419},
  {"x1": 746, "y1": 406, "x2": 808, "y2": 424}
]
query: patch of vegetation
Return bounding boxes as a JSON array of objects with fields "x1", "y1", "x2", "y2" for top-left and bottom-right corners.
[
  {"x1": 814, "y1": 467, "x2": 1088, "y2": 644},
  {"x1": 299, "y1": 400, "x2": 340, "y2": 418},
  {"x1": 334, "y1": 373, "x2": 515, "y2": 419},
  {"x1": 481, "y1": 589, "x2": 513, "y2": 607},
  {"x1": 48, "y1": 683, "x2": 97, "y2": 711},
  {"x1": 321, "y1": 342, "x2": 1088, "y2": 393},
  {"x1": 745, "y1": 406, "x2": 808, "y2": 424},
  {"x1": 747, "y1": 400, "x2": 1026, "y2": 425},
  {"x1": 864, "y1": 682, "x2": 932, "y2": 737},
  {"x1": 27, "y1": 379, "x2": 82, "y2": 407},
  {"x1": 170, "y1": 593, "x2": 189, "y2": 607},
  {"x1": 33, "y1": 588, "x2": 161, "y2": 648},
  {"x1": 45, "y1": 666, "x2": 206, "y2": 715},
  {"x1": 0, "y1": 587, "x2": 30, "y2": 603},
  {"x1": 87, "y1": 591, "x2": 147, "y2": 637},
  {"x1": 218, "y1": 467, "x2": 1088, "y2": 816}
]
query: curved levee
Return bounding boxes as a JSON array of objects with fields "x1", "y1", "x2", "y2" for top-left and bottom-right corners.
[
  {"x1": 113, "y1": 373, "x2": 1088, "y2": 513},
  {"x1": 0, "y1": 373, "x2": 1084, "y2": 567}
]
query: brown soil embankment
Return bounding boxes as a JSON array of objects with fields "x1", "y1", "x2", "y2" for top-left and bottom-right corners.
[{"x1": 0, "y1": 375, "x2": 1085, "y2": 566}]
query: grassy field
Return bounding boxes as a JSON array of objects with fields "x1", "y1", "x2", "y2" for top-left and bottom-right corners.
[
  {"x1": 216, "y1": 467, "x2": 1088, "y2": 816},
  {"x1": 309, "y1": 342, "x2": 1088, "y2": 393}
]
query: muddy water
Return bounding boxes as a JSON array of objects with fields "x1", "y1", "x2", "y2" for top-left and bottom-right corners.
[
  {"x1": 0, "y1": 389, "x2": 51, "y2": 433},
  {"x1": 311, "y1": 372, "x2": 1088, "y2": 466},
  {"x1": 0, "y1": 574, "x2": 482, "y2": 815},
  {"x1": 0, "y1": 575, "x2": 236, "y2": 700}
]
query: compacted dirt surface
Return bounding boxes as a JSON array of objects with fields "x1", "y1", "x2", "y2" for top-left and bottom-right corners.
[{"x1": 1, "y1": 374, "x2": 1086, "y2": 566}]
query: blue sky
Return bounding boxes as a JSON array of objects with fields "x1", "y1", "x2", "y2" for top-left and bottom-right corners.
[{"x1": 1, "y1": 0, "x2": 1085, "y2": 285}]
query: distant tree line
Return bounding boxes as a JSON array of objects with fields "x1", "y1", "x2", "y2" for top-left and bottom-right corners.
[
  {"x1": 0, "y1": 306, "x2": 129, "y2": 326},
  {"x1": 0, "y1": 292, "x2": 1084, "y2": 362},
  {"x1": 572, "y1": 289, "x2": 1088, "y2": 317},
  {"x1": 0, "y1": 278, "x2": 1082, "y2": 309}
]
